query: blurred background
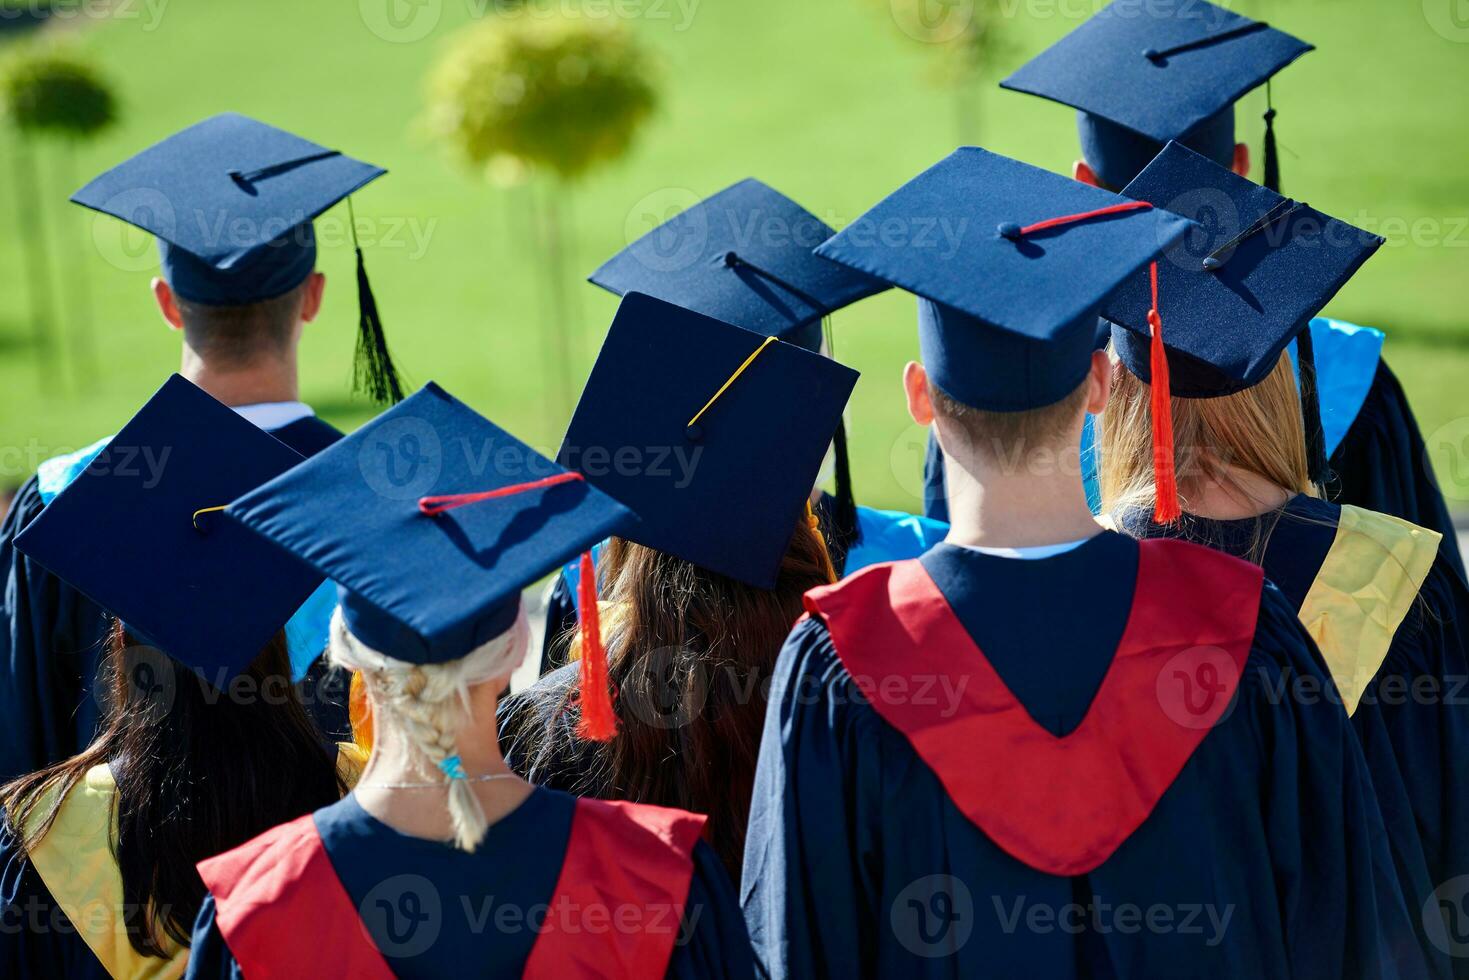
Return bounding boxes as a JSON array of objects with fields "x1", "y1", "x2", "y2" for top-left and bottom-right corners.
[{"x1": 0, "y1": 0, "x2": 1465, "y2": 520}]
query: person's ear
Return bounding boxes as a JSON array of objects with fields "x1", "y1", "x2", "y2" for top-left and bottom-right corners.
[
  {"x1": 299, "y1": 271, "x2": 326, "y2": 324},
  {"x1": 904, "y1": 361, "x2": 935, "y2": 427},
  {"x1": 1232, "y1": 142, "x2": 1250, "y2": 178},
  {"x1": 152, "y1": 278, "x2": 184, "y2": 331},
  {"x1": 1072, "y1": 160, "x2": 1103, "y2": 187},
  {"x1": 1085, "y1": 349, "x2": 1112, "y2": 416}
]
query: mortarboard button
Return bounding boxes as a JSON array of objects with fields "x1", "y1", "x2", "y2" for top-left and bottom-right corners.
[{"x1": 997, "y1": 222, "x2": 1023, "y2": 241}]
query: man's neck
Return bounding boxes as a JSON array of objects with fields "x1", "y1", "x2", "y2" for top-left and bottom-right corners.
[
  {"x1": 941, "y1": 444, "x2": 1102, "y2": 550},
  {"x1": 180, "y1": 349, "x2": 299, "y2": 408}
]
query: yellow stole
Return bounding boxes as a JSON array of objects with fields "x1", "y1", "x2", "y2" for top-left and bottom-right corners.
[
  {"x1": 25, "y1": 745, "x2": 365, "y2": 979},
  {"x1": 1298, "y1": 505, "x2": 1441, "y2": 716}
]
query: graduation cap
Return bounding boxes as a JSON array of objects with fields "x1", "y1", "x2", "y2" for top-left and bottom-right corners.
[
  {"x1": 1000, "y1": 0, "x2": 1312, "y2": 192},
  {"x1": 590, "y1": 178, "x2": 887, "y2": 556},
  {"x1": 13, "y1": 375, "x2": 326, "y2": 687},
  {"x1": 816, "y1": 145, "x2": 1190, "y2": 420},
  {"x1": 71, "y1": 113, "x2": 404, "y2": 404},
  {"x1": 1104, "y1": 141, "x2": 1384, "y2": 491},
  {"x1": 226, "y1": 382, "x2": 636, "y2": 740},
  {"x1": 561, "y1": 291, "x2": 858, "y2": 590}
]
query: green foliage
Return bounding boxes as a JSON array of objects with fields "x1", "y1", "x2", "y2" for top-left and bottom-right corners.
[
  {"x1": 425, "y1": 14, "x2": 658, "y2": 183},
  {"x1": 1, "y1": 46, "x2": 116, "y2": 137}
]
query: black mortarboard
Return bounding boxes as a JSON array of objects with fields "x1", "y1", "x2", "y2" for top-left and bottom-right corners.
[
  {"x1": 14, "y1": 375, "x2": 326, "y2": 686},
  {"x1": 71, "y1": 113, "x2": 404, "y2": 403},
  {"x1": 1000, "y1": 0, "x2": 1312, "y2": 191},
  {"x1": 561, "y1": 292, "x2": 858, "y2": 589}
]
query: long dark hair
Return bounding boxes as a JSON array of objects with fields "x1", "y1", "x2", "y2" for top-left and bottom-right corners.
[
  {"x1": 1, "y1": 621, "x2": 344, "y2": 957},
  {"x1": 517, "y1": 517, "x2": 835, "y2": 880}
]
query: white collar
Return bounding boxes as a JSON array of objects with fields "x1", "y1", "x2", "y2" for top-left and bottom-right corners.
[
  {"x1": 232, "y1": 401, "x2": 315, "y2": 432},
  {"x1": 956, "y1": 537, "x2": 1093, "y2": 561}
]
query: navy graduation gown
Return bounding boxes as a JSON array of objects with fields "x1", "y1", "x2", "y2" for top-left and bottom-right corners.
[
  {"x1": 186, "y1": 789, "x2": 755, "y2": 979},
  {"x1": 1122, "y1": 495, "x2": 1469, "y2": 978},
  {"x1": 741, "y1": 536, "x2": 1425, "y2": 979},
  {"x1": 1332, "y1": 361, "x2": 1464, "y2": 581},
  {"x1": 0, "y1": 414, "x2": 348, "y2": 783}
]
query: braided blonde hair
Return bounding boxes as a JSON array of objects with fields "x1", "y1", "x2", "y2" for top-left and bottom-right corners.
[{"x1": 329, "y1": 606, "x2": 528, "y2": 851}]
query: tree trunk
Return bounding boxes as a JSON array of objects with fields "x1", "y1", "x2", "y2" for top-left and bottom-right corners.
[{"x1": 12, "y1": 134, "x2": 57, "y2": 385}]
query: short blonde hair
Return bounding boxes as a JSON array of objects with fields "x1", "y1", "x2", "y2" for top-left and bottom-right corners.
[{"x1": 330, "y1": 606, "x2": 528, "y2": 851}]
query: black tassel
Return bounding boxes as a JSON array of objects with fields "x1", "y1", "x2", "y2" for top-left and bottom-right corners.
[
  {"x1": 1263, "y1": 82, "x2": 1281, "y2": 194},
  {"x1": 1295, "y1": 326, "x2": 1331, "y2": 487},
  {"x1": 348, "y1": 199, "x2": 404, "y2": 405},
  {"x1": 830, "y1": 418, "x2": 862, "y2": 555}
]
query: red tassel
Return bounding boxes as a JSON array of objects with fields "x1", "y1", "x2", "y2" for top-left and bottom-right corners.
[
  {"x1": 575, "y1": 550, "x2": 618, "y2": 742},
  {"x1": 1147, "y1": 261, "x2": 1181, "y2": 524}
]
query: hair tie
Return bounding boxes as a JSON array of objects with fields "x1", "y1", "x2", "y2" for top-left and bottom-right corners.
[{"x1": 438, "y1": 755, "x2": 466, "y2": 780}]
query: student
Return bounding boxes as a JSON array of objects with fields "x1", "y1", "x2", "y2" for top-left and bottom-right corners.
[
  {"x1": 187, "y1": 383, "x2": 756, "y2": 979},
  {"x1": 991, "y1": 0, "x2": 1463, "y2": 577},
  {"x1": 0, "y1": 113, "x2": 406, "y2": 781},
  {"x1": 1099, "y1": 142, "x2": 1469, "y2": 978},
  {"x1": 537, "y1": 179, "x2": 942, "y2": 674},
  {"x1": 0, "y1": 377, "x2": 351, "y2": 979},
  {"x1": 741, "y1": 147, "x2": 1424, "y2": 978},
  {"x1": 500, "y1": 292, "x2": 855, "y2": 882}
]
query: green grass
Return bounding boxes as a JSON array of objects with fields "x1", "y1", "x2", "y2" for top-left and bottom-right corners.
[{"x1": 0, "y1": 0, "x2": 1465, "y2": 515}]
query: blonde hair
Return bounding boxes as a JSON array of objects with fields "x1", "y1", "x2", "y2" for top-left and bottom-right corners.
[
  {"x1": 1099, "y1": 348, "x2": 1318, "y2": 542},
  {"x1": 329, "y1": 606, "x2": 529, "y2": 851}
]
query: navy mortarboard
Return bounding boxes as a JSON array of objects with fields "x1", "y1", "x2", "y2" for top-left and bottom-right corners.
[
  {"x1": 71, "y1": 112, "x2": 403, "y2": 403},
  {"x1": 226, "y1": 382, "x2": 636, "y2": 738},
  {"x1": 561, "y1": 291, "x2": 858, "y2": 590},
  {"x1": 1001, "y1": 0, "x2": 1312, "y2": 192},
  {"x1": 590, "y1": 178, "x2": 888, "y2": 353},
  {"x1": 591, "y1": 177, "x2": 886, "y2": 554},
  {"x1": 1105, "y1": 141, "x2": 1384, "y2": 483},
  {"x1": 13, "y1": 375, "x2": 326, "y2": 685}
]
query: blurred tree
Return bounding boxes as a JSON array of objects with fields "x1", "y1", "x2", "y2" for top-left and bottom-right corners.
[
  {"x1": 881, "y1": 0, "x2": 1011, "y2": 143},
  {"x1": 425, "y1": 13, "x2": 658, "y2": 410},
  {"x1": 1, "y1": 44, "x2": 116, "y2": 384}
]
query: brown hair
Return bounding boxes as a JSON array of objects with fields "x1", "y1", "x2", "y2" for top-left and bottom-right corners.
[
  {"x1": 929, "y1": 378, "x2": 1091, "y2": 466},
  {"x1": 2, "y1": 622, "x2": 344, "y2": 957},
  {"x1": 1099, "y1": 349, "x2": 1318, "y2": 558},
  {"x1": 177, "y1": 281, "x2": 307, "y2": 368},
  {"x1": 521, "y1": 517, "x2": 835, "y2": 881}
]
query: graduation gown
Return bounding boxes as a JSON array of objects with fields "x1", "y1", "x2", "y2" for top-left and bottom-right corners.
[
  {"x1": 741, "y1": 534, "x2": 1425, "y2": 979},
  {"x1": 0, "y1": 414, "x2": 350, "y2": 783},
  {"x1": 1121, "y1": 494, "x2": 1469, "y2": 978},
  {"x1": 535, "y1": 493, "x2": 947, "y2": 676},
  {"x1": 184, "y1": 789, "x2": 756, "y2": 979}
]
